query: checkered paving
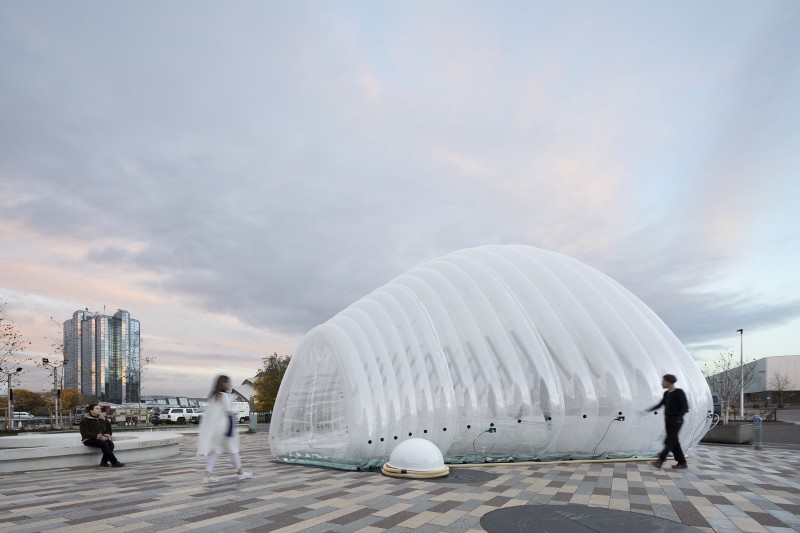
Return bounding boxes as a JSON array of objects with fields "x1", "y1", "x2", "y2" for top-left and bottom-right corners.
[{"x1": 1, "y1": 431, "x2": 798, "y2": 532}]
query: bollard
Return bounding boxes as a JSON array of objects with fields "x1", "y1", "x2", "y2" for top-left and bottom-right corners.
[
  {"x1": 753, "y1": 416, "x2": 763, "y2": 450},
  {"x1": 249, "y1": 412, "x2": 257, "y2": 432}
]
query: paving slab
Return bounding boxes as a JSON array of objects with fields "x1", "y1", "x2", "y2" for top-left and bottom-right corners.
[{"x1": 0, "y1": 431, "x2": 798, "y2": 532}]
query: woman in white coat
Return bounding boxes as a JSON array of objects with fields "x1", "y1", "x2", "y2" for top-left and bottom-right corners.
[{"x1": 197, "y1": 375, "x2": 252, "y2": 484}]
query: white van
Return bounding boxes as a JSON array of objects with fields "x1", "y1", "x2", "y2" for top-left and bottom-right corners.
[
  {"x1": 13, "y1": 412, "x2": 34, "y2": 419},
  {"x1": 232, "y1": 402, "x2": 250, "y2": 423}
]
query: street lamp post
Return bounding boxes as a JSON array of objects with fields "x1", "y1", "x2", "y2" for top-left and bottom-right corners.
[
  {"x1": 2, "y1": 366, "x2": 24, "y2": 431},
  {"x1": 42, "y1": 357, "x2": 67, "y2": 429},
  {"x1": 61, "y1": 359, "x2": 68, "y2": 425},
  {"x1": 43, "y1": 358, "x2": 56, "y2": 428},
  {"x1": 737, "y1": 329, "x2": 744, "y2": 420}
]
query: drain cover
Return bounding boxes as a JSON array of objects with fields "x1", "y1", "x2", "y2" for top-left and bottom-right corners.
[{"x1": 480, "y1": 504, "x2": 699, "y2": 532}]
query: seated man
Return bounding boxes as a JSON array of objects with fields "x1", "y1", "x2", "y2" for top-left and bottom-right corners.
[{"x1": 80, "y1": 404, "x2": 124, "y2": 467}]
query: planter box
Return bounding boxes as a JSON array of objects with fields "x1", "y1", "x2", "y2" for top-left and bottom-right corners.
[{"x1": 701, "y1": 423, "x2": 754, "y2": 444}]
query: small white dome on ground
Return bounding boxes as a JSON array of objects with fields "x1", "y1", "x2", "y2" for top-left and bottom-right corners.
[
  {"x1": 386, "y1": 438, "x2": 445, "y2": 472},
  {"x1": 382, "y1": 438, "x2": 449, "y2": 479}
]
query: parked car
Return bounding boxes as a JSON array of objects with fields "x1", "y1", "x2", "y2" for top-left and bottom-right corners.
[
  {"x1": 153, "y1": 407, "x2": 199, "y2": 425},
  {"x1": 712, "y1": 394, "x2": 722, "y2": 415},
  {"x1": 12, "y1": 412, "x2": 35, "y2": 419},
  {"x1": 194, "y1": 403, "x2": 250, "y2": 424}
]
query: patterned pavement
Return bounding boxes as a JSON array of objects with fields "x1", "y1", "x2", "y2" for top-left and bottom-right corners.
[{"x1": 1, "y1": 429, "x2": 798, "y2": 532}]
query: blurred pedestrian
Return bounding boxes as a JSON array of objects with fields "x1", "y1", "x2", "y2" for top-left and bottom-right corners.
[
  {"x1": 197, "y1": 374, "x2": 252, "y2": 484},
  {"x1": 646, "y1": 374, "x2": 689, "y2": 469}
]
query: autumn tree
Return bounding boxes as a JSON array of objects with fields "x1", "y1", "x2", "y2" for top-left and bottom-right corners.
[
  {"x1": 42, "y1": 387, "x2": 83, "y2": 408},
  {"x1": 252, "y1": 352, "x2": 291, "y2": 412},
  {"x1": 769, "y1": 372, "x2": 794, "y2": 409},
  {"x1": 12, "y1": 389, "x2": 49, "y2": 416},
  {"x1": 702, "y1": 351, "x2": 757, "y2": 423},
  {"x1": 59, "y1": 388, "x2": 79, "y2": 409}
]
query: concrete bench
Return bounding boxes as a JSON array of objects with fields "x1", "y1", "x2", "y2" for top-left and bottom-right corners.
[{"x1": 0, "y1": 431, "x2": 183, "y2": 473}]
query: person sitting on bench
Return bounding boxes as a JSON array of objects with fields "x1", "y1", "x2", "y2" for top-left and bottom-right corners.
[{"x1": 80, "y1": 404, "x2": 124, "y2": 467}]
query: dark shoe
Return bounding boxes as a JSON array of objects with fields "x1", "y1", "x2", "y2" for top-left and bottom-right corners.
[
  {"x1": 112, "y1": 462, "x2": 125, "y2": 468},
  {"x1": 672, "y1": 463, "x2": 688, "y2": 469},
  {"x1": 99, "y1": 462, "x2": 110, "y2": 467},
  {"x1": 649, "y1": 460, "x2": 664, "y2": 468}
]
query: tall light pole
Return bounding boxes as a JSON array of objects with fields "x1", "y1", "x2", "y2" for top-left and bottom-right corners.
[
  {"x1": 737, "y1": 329, "x2": 744, "y2": 419},
  {"x1": 2, "y1": 366, "x2": 24, "y2": 431},
  {"x1": 43, "y1": 358, "x2": 57, "y2": 428},
  {"x1": 42, "y1": 357, "x2": 67, "y2": 429},
  {"x1": 61, "y1": 359, "x2": 68, "y2": 425}
]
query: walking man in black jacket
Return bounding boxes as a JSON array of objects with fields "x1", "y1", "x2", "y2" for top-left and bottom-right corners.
[{"x1": 646, "y1": 374, "x2": 689, "y2": 469}]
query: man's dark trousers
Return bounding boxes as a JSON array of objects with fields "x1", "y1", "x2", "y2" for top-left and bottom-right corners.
[
  {"x1": 83, "y1": 439, "x2": 117, "y2": 464},
  {"x1": 658, "y1": 418, "x2": 686, "y2": 464}
]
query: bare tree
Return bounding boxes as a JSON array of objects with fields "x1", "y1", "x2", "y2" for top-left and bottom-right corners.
[
  {"x1": 702, "y1": 351, "x2": 757, "y2": 423},
  {"x1": 1, "y1": 299, "x2": 31, "y2": 371},
  {"x1": 139, "y1": 351, "x2": 157, "y2": 399},
  {"x1": 768, "y1": 372, "x2": 794, "y2": 409},
  {"x1": 1, "y1": 300, "x2": 30, "y2": 427}
]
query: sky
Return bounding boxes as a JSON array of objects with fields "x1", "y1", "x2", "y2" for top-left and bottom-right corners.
[{"x1": 1, "y1": 1, "x2": 799, "y2": 398}]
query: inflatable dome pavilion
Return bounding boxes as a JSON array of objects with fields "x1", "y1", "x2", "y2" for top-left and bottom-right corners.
[{"x1": 268, "y1": 245, "x2": 713, "y2": 469}]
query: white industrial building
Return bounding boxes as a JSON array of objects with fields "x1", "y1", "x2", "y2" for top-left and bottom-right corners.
[{"x1": 744, "y1": 355, "x2": 800, "y2": 407}]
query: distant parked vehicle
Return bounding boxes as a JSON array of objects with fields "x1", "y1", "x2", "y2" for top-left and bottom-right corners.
[
  {"x1": 110, "y1": 404, "x2": 149, "y2": 425},
  {"x1": 232, "y1": 402, "x2": 250, "y2": 423},
  {"x1": 12, "y1": 412, "x2": 34, "y2": 419},
  {"x1": 712, "y1": 394, "x2": 722, "y2": 416},
  {"x1": 156, "y1": 407, "x2": 200, "y2": 425},
  {"x1": 194, "y1": 402, "x2": 249, "y2": 424}
]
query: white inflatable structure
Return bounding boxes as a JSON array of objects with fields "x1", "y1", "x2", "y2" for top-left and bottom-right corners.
[{"x1": 269, "y1": 245, "x2": 713, "y2": 469}]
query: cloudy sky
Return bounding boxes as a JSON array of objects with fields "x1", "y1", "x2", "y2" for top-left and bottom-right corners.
[{"x1": 1, "y1": 2, "x2": 798, "y2": 398}]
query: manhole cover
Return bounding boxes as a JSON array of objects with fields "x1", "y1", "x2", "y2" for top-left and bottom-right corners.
[{"x1": 480, "y1": 504, "x2": 699, "y2": 532}]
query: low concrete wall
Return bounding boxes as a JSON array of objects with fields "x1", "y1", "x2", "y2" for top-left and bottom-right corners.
[
  {"x1": 0, "y1": 431, "x2": 183, "y2": 473},
  {"x1": 701, "y1": 423, "x2": 754, "y2": 444}
]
